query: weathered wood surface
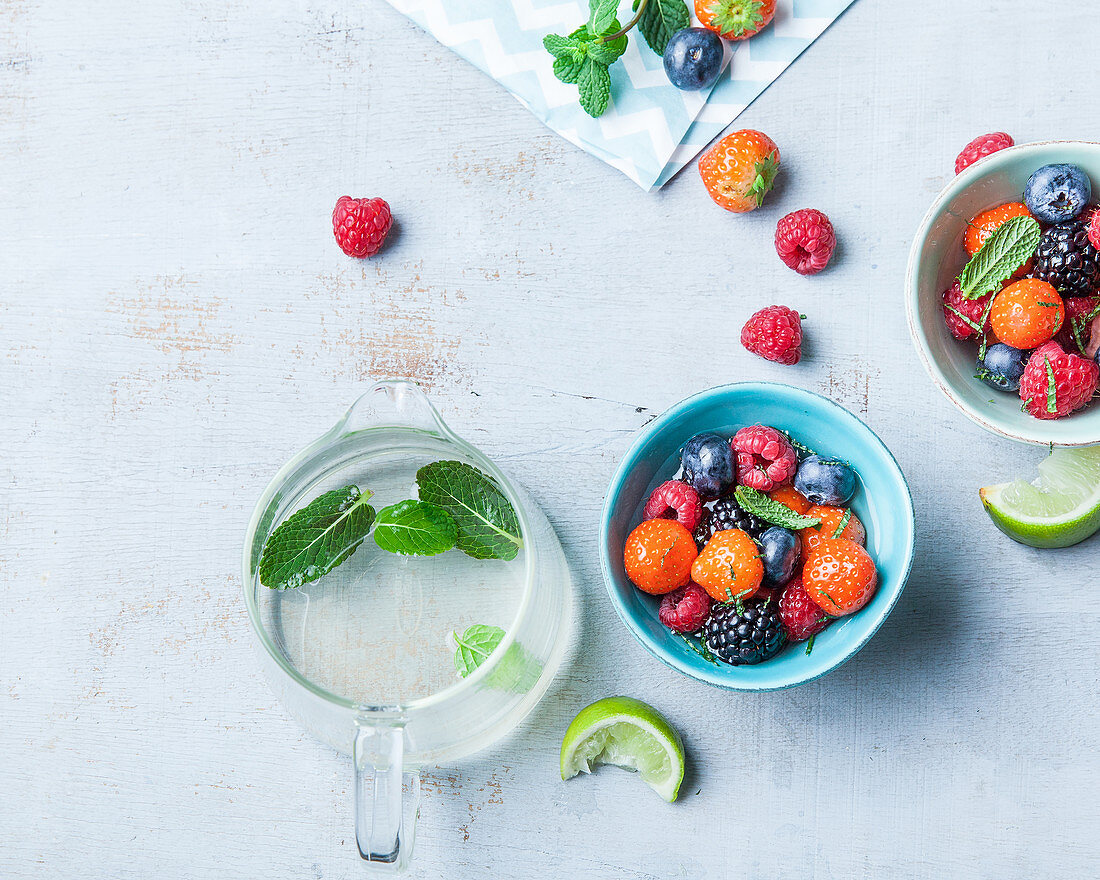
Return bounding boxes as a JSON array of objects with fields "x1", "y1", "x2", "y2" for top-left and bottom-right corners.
[{"x1": 3, "y1": 1, "x2": 1098, "y2": 877}]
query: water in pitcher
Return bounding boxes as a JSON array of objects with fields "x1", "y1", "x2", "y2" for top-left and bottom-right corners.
[{"x1": 263, "y1": 444, "x2": 527, "y2": 706}]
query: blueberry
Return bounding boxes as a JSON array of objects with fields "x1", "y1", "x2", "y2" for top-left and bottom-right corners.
[
  {"x1": 757, "y1": 527, "x2": 800, "y2": 587},
  {"x1": 680, "y1": 432, "x2": 734, "y2": 497},
  {"x1": 662, "y1": 27, "x2": 723, "y2": 91},
  {"x1": 1024, "y1": 163, "x2": 1092, "y2": 224},
  {"x1": 794, "y1": 455, "x2": 856, "y2": 506},
  {"x1": 977, "y1": 342, "x2": 1027, "y2": 392}
]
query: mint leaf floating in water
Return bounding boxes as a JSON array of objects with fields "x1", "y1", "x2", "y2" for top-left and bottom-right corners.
[
  {"x1": 373, "y1": 499, "x2": 457, "y2": 556},
  {"x1": 453, "y1": 625, "x2": 506, "y2": 677},
  {"x1": 959, "y1": 215, "x2": 1042, "y2": 300},
  {"x1": 259, "y1": 485, "x2": 376, "y2": 590},
  {"x1": 734, "y1": 486, "x2": 822, "y2": 530},
  {"x1": 416, "y1": 461, "x2": 523, "y2": 561}
]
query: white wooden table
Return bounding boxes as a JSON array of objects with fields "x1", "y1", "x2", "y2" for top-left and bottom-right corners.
[{"x1": 4, "y1": 1, "x2": 1098, "y2": 876}]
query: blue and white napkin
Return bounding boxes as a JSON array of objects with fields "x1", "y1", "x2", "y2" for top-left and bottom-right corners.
[{"x1": 384, "y1": 0, "x2": 855, "y2": 190}]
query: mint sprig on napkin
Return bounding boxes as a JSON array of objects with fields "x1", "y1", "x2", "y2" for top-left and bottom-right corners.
[{"x1": 544, "y1": 0, "x2": 689, "y2": 118}]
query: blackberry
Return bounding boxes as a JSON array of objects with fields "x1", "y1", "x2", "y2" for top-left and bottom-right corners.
[
  {"x1": 1032, "y1": 220, "x2": 1100, "y2": 298},
  {"x1": 693, "y1": 499, "x2": 766, "y2": 550},
  {"x1": 702, "y1": 597, "x2": 787, "y2": 666}
]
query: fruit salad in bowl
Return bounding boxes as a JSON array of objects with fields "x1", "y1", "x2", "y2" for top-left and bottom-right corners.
[
  {"x1": 907, "y1": 140, "x2": 1100, "y2": 445},
  {"x1": 599, "y1": 383, "x2": 914, "y2": 691}
]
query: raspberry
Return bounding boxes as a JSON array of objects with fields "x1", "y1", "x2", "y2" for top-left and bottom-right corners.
[
  {"x1": 1054, "y1": 297, "x2": 1100, "y2": 354},
  {"x1": 1018, "y1": 341, "x2": 1099, "y2": 419},
  {"x1": 1089, "y1": 208, "x2": 1100, "y2": 251},
  {"x1": 658, "y1": 582, "x2": 713, "y2": 634},
  {"x1": 741, "y1": 305, "x2": 803, "y2": 365},
  {"x1": 774, "y1": 209, "x2": 836, "y2": 275},
  {"x1": 332, "y1": 195, "x2": 392, "y2": 258},
  {"x1": 954, "y1": 132, "x2": 1014, "y2": 175},
  {"x1": 732, "y1": 425, "x2": 798, "y2": 491},
  {"x1": 642, "y1": 480, "x2": 703, "y2": 532},
  {"x1": 778, "y1": 575, "x2": 831, "y2": 642},
  {"x1": 941, "y1": 280, "x2": 992, "y2": 341}
]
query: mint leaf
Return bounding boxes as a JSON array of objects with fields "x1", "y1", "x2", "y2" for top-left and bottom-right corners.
[
  {"x1": 634, "y1": 0, "x2": 689, "y2": 53},
  {"x1": 1044, "y1": 356, "x2": 1058, "y2": 414},
  {"x1": 373, "y1": 499, "x2": 456, "y2": 556},
  {"x1": 416, "y1": 461, "x2": 523, "y2": 560},
  {"x1": 577, "y1": 57, "x2": 612, "y2": 117},
  {"x1": 587, "y1": 30, "x2": 627, "y2": 64},
  {"x1": 588, "y1": 0, "x2": 620, "y2": 34},
  {"x1": 453, "y1": 625, "x2": 506, "y2": 677},
  {"x1": 959, "y1": 215, "x2": 1041, "y2": 300},
  {"x1": 259, "y1": 486, "x2": 376, "y2": 590},
  {"x1": 734, "y1": 486, "x2": 822, "y2": 530}
]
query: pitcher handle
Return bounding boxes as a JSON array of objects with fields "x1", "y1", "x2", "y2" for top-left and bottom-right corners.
[
  {"x1": 353, "y1": 722, "x2": 420, "y2": 870},
  {"x1": 338, "y1": 379, "x2": 449, "y2": 438}
]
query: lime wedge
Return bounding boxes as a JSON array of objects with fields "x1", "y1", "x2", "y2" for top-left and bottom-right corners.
[
  {"x1": 980, "y1": 446, "x2": 1100, "y2": 549},
  {"x1": 559, "y1": 696, "x2": 685, "y2": 802}
]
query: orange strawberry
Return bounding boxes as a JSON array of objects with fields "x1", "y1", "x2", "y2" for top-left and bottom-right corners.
[
  {"x1": 769, "y1": 485, "x2": 811, "y2": 515},
  {"x1": 799, "y1": 505, "x2": 865, "y2": 553},
  {"x1": 690, "y1": 529, "x2": 763, "y2": 603},
  {"x1": 695, "y1": 0, "x2": 776, "y2": 41},
  {"x1": 991, "y1": 279, "x2": 1064, "y2": 350},
  {"x1": 623, "y1": 519, "x2": 697, "y2": 595},
  {"x1": 964, "y1": 202, "x2": 1034, "y2": 278},
  {"x1": 698, "y1": 129, "x2": 780, "y2": 213},
  {"x1": 802, "y1": 538, "x2": 878, "y2": 616}
]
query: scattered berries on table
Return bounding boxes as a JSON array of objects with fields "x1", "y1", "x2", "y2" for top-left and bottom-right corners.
[
  {"x1": 990, "y1": 279, "x2": 1064, "y2": 350},
  {"x1": 1018, "y1": 341, "x2": 1099, "y2": 419},
  {"x1": 658, "y1": 582, "x2": 713, "y2": 633},
  {"x1": 1024, "y1": 163, "x2": 1092, "y2": 224},
  {"x1": 941, "y1": 280, "x2": 993, "y2": 341},
  {"x1": 741, "y1": 305, "x2": 803, "y2": 365},
  {"x1": 977, "y1": 343, "x2": 1027, "y2": 392},
  {"x1": 623, "y1": 519, "x2": 697, "y2": 595},
  {"x1": 757, "y1": 526, "x2": 801, "y2": 587},
  {"x1": 690, "y1": 528, "x2": 764, "y2": 603},
  {"x1": 695, "y1": 0, "x2": 776, "y2": 41},
  {"x1": 643, "y1": 480, "x2": 704, "y2": 532},
  {"x1": 794, "y1": 455, "x2": 856, "y2": 506},
  {"x1": 778, "y1": 575, "x2": 831, "y2": 642},
  {"x1": 800, "y1": 505, "x2": 865, "y2": 553},
  {"x1": 732, "y1": 425, "x2": 798, "y2": 491},
  {"x1": 1032, "y1": 220, "x2": 1100, "y2": 299},
  {"x1": 663, "y1": 27, "x2": 724, "y2": 91},
  {"x1": 702, "y1": 596, "x2": 786, "y2": 665},
  {"x1": 802, "y1": 538, "x2": 878, "y2": 617},
  {"x1": 774, "y1": 209, "x2": 837, "y2": 275},
  {"x1": 680, "y1": 432, "x2": 736, "y2": 497},
  {"x1": 332, "y1": 196, "x2": 392, "y2": 258},
  {"x1": 698, "y1": 129, "x2": 780, "y2": 213},
  {"x1": 955, "y1": 132, "x2": 1014, "y2": 175}
]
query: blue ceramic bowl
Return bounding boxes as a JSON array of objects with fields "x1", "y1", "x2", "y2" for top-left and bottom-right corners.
[{"x1": 599, "y1": 383, "x2": 915, "y2": 691}]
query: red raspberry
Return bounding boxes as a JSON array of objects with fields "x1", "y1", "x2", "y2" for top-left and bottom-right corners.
[
  {"x1": 954, "y1": 132, "x2": 1014, "y2": 175},
  {"x1": 778, "y1": 575, "x2": 831, "y2": 642},
  {"x1": 740, "y1": 305, "x2": 803, "y2": 365},
  {"x1": 774, "y1": 209, "x2": 836, "y2": 275},
  {"x1": 332, "y1": 195, "x2": 392, "y2": 258},
  {"x1": 1088, "y1": 207, "x2": 1100, "y2": 251},
  {"x1": 732, "y1": 425, "x2": 798, "y2": 491},
  {"x1": 1018, "y1": 341, "x2": 1099, "y2": 419},
  {"x1": 1054, "y1": 296, "x2": 1100, "y2": 354},
  {"x1": 658, "y1": 582, "x2": 713, "y2": 633},
  {"x1": 642, "y1": 480, "x2": 703, "y2": 532},
  {"x1": 941, "y1": 280, "x2": 993, "y2": 341}
]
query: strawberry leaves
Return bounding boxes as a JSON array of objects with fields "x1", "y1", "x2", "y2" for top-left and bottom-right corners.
[{"x1": 544, "y1": 0, "x2": 689, "y2": 118}]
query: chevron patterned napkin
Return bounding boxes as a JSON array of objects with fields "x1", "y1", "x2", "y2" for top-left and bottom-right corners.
[{"x1": 385, "y1": 0, "x2": 855, "y2": 191}]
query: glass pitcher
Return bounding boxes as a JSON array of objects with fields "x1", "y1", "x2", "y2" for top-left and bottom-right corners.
[{"x1": 242, "y1": 380, "x2": 573, "y2": 871}]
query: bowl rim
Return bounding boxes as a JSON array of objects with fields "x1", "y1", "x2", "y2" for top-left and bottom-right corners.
[
  {"x1": 598, "y1": 381, "x2": 916, "y2": 692},
  {"x1": 904, "y1": 139, "x2": 1100, "y2": 447}
]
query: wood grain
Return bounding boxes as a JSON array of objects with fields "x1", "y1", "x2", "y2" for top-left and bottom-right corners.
[{"x1": 2, "y1": 0, "x2": 1098, "y2": 877}]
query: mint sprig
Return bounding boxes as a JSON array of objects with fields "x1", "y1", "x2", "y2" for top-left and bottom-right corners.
[
  {"x1": 958, "y1": 215, "x2": 1041, "y2": 300},
  {"x1": 373, "y1": 499, "x2": 457, "y2": 556},
  {"x1": 734, "y1": 486, "x2": 821, "y2": 530},
  {"x1": 544, "y1": 0, "x2": 689, "y2": 118},
  {"x1": 1044, "y1": 356, "x2": 1058, "y2": 414},
  {"x1": 453, "y1": 625, "x2": 505, "y2": 677},
  {"x1": 417, "y1": 461, "x2": 523, "y2": 560},
  {"x1": 259, "y1": 486, "x2": 376, "y2": 590}
]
